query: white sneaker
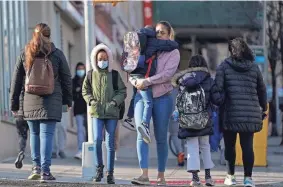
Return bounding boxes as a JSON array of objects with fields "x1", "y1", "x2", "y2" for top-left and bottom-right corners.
[
  {"x1": 74, "y1": 152, "x2": 82, "y2": 160},
  {"x1": 190, "y1": 180, "x2": 202, "y2": 186},
  {"x1": 123, "y1": 118, "x2": 136, "y2": 131},
  {"x1": 224, "y1": 175, "x2": 237, "y2": 186},
  {"x1": 244, "y1": 177, "x2": 255, "y2": 187},
  {"x1": 138, "y1": 123, "x2": 151, "y2": 143},
  {"x1": 205, "y1": 178, "x2": 215, "y2": 186}
]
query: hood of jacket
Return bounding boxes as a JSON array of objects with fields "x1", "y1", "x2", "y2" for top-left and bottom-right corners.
[
  {"x1": 138, "y1": 27, "x2": 156, "y2": 38},
  {"x1": 225, "y1": 57, "x2": 253, "y2": 72},
  {"x1": 171, "y1": 67, "x2": 209, "y2": 87},
  {"x1": 90, "y1": 43, "x2": 113, "y2": 72}
]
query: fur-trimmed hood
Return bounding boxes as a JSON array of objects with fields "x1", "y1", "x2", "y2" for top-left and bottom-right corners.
[
  {"x1": 171, "y1": 67, "x2": 209, "y2": 87},
  {"x1": 90, "y1": 43, "x2": 113, "y2": 72}
]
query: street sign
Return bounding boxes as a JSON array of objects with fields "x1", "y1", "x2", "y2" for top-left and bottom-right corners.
[
  {"x1": 251, "y1": 46, "x2": 265, "y2": 64},
  {"x1": 92, "y1": 0, "x2": 125, "y2": 6}
]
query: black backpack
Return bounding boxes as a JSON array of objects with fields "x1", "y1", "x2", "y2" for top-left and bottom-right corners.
[{"x1": 87, "y1": 70, "x2": 125, "y2": 120}]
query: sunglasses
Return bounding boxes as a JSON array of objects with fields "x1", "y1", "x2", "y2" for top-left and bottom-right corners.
[{"x1": 156, "y1": 30, "x2": 167, "y2": 35}]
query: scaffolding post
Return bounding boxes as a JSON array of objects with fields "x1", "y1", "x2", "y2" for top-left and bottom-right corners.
[
  {"x1": 84, "y1": 0, "x2": 96, "y2": 143},
  {"x1": 82, "y1": 0, "x2": 96, "y2": 179}
]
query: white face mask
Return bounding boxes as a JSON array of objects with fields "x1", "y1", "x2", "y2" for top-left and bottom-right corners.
[{"x1": 97, "y1": 60, "x2": 109, "y2": 69}]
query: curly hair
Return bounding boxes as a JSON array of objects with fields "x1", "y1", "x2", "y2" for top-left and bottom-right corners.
[
  {"x1": 188, "y1": 54, "x2": 208, "y2": 69},
  {"x1": 228, "y1": 37, "x2": 254, "y2": 61}
]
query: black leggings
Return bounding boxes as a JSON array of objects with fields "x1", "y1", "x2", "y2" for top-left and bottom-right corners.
[
  {"x1": 16, "y1": 116, "x2": 29, "y2": 152},
  {"x1": 223, "y1": 131, "x2": 254, "y2": 177}
]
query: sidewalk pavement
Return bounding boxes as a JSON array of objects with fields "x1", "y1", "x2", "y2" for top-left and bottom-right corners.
[{"x1": 0, "y1": 137, "x2": 282, "y2": 186}]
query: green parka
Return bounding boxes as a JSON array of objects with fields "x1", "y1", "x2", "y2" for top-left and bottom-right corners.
[{"x1": 82, "y1": 44, "x2": 126, "y2": 119}]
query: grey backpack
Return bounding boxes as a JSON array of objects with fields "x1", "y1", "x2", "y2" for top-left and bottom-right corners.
[{"x1": 176, "y1": 84, "x2": 209, "y2": 130}]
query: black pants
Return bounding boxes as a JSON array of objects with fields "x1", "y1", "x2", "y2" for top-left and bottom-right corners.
[
  {"x1": 16, "y1": 116, "x2": 29, "y2": 153},
  {"x1": 83, "y1": 114, "x2": 88, "y2": 142},
  {"x1": 223, "y1": 131, "x2": 254, "y2": 177}
]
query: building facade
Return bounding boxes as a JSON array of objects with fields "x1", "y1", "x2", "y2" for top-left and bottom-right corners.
[
  {"x1": 0, "y1": 0, "x2": 29, "y2": 159},
  {"x1": 0, "y1": 0, "x2": 144, "y2": 160}
]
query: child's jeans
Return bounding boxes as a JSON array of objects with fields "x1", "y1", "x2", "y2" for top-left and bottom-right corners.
[
  {"x1": 139, "y1": 87, "x2": 153, "y2": 125},
  {"x1": 127, "y1": 87, "x2": 137, "y2": 119}
]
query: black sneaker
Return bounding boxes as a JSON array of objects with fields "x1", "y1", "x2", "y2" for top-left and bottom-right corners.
[
  {"x1": 58, "y1": 151, "x2": 66, "y2": 159},
  {"x1": 107, "y1": 171, "x2": 115, "y2": 184},
  {"x1": 28, "y1": 166, "x2": 41, "y2": 180},
  {"x1": 123, "y1": 118, "x2": 136, "y2": 131},
  {"x1": 138, "y1": 123, "x2": 151, "y2": 143},
  {"x1": 40, "y1": 172, "x2": 56, "y2": 183},
  {"x1": 93, "y1": 165, "x2": 104, "y2": 182},
  {"x1": 15, "y1": 151, "x2": 25, "y2": 169}
]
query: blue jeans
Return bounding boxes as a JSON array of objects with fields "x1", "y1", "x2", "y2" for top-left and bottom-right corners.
[
  {"x1": 127, "y1": 87, "x2": 137, "y2": 118},
  {"x1": 134, "y1": 92, "x2": 173, "y2": 172},
  {"x1": 139, "y1": 87, "x2": 153, "y2": 125},
  {"x1": 27, "y1": 120, "x2": 56, "y2": 173},
  {"x1": 75, "y1": 114, "x2": 86, "y2": 152},
  {"x1": 92, "y1": 118, "x2": 117, "y2": 172}
]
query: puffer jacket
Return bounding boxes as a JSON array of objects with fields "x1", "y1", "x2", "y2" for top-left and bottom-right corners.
[
  {"x1": 82, "y1": 44, "x2": 127, "y2": 119},
  {"x1": 172, "y1": 67, "x2": 224, "y2": 138},
  {"x1": 215, "y1": 57, "x2": 267, "y2": 133},
  {"x1": 138, "y1": 27, "x2": 179, "y2": 58},
  {"x1": 130, "y1": 27, "x2": 179, "y2": 77},
  {"x1": 10, "y1": 43, "x2": 73, "y2": 122},
  {"x1": 73, "y1": 76, "x2": 87, "y2": 116}
]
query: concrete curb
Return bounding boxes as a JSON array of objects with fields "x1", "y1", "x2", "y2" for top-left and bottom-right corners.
[{"x1": 0, "y1": 178, "x2": 283, "y2": 187}]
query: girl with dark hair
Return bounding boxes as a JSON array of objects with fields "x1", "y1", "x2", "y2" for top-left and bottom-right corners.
[
  {"x1": 215, "y1": 38, "x2": 267, "y2": 187},
  {"x1": 82, "y1": 44, "x2": 127, "y2": 184},
  {"x1": 73, "y1": 62, "x2": 87, "y2": 160},
  {"x1": 172, "y1": 55, "x2": 223, "y2": 187},
  {"x1": 10, "y1": 23, "x2": 72, "y2": 181}
]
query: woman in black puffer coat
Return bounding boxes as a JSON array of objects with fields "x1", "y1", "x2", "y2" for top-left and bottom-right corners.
[
  {"x1": 215, "y1": 38, "x2": 267, "y2": 187},
  {"x1": 172, "y1": 55, "x2": 224, "y2": 186}
]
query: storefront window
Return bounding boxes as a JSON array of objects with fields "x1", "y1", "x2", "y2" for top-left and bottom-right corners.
[{"x1": 0, "y1": 1, "x2": 28, "y2": 122}]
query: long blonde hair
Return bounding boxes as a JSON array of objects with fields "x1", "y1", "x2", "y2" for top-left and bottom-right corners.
[
  {"x1": 25, "y1": 23, "x2": 51, "y2": 70},
  {"x1": 157, "y1": 21, "x2": 175, "y2": 40}
]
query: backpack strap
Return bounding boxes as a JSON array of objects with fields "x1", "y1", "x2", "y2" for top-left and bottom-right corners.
[
  {"x1": 145, "y1": 55, "x2": 156, "y2": 78},
  {"x1": 112, "y1": 70, "x2": 119, "y2": 91},
  {"x1": 87, "y1": 69, "x2": 93, "y2": 84}
]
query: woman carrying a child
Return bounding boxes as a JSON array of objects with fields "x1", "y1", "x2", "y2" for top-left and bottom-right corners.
[{"x1": 127, "y1": 21, "x2": 180, "y2": 185}]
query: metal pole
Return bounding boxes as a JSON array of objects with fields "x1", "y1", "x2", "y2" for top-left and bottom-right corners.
[{"x1": 84, "y1": 0, "x2": 95, "y2": 143}]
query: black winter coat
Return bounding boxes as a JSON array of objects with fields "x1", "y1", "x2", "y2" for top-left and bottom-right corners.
[
  {"x1": 72, "y1": 76, "x2": 87, "y2": 116},
  {"x1": 10, "y1": 43, "x2": 73, "y2": 122},
  {"x1": 215, "y1": 58, "x2": 267, "y2": 133},
  {"x1": 172, "y1": 67, "x2": 224, "y2": 138}
]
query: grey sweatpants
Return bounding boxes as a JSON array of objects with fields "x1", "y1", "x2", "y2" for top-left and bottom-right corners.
[
  {"x1": 52, "y1": 112, "x2": 68, "y2": 153},
  {"x1": 168, "y1": 119, "x2": 184, "y2": 154}
]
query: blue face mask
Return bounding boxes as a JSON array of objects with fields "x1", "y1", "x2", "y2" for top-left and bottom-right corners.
[
  {"x1": 97, "y1": 60, "x2": 109, "y2": 69},
  {"x1": 76, "y1": 70, "x2": 85, "y2": 78}
]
